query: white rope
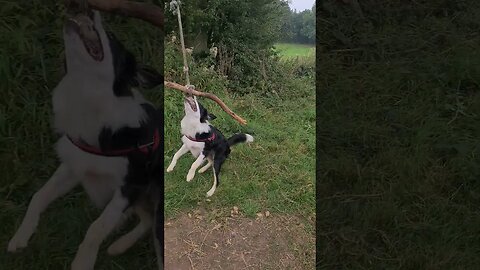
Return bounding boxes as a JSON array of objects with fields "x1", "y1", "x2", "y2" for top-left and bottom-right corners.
[{"x1": 169, "y1": 0, "x2": 193, "y2": 91}]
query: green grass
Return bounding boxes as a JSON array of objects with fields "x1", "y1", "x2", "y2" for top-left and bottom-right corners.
[
  {"x1": 0, "y1": 1, "x2": 162, "y2": 269},
  {"x1": 164, "y1": 60, "x2": 315, "y2": 220},
  {"x1": 318, "y1": 1, "x2": 480, "y2": 269},
  {"x1": 274, "y1": 42, "x2": 315, "y2": 59}
]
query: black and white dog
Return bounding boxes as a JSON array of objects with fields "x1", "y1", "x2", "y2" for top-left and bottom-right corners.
[
  {"x1": 7, "y1": 3, "x2": 164, "y2": 270},
  {"x1": 167, "y1": 95, "x2": 253, "y2": 197}
]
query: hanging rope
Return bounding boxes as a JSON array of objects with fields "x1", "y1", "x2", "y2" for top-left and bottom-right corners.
[
  {"x1": 169, "y1": 0, "x2": 194, "y2": 93},
  {"x1": 166, "y1": 0, "x2": 247, "y2": 125}
]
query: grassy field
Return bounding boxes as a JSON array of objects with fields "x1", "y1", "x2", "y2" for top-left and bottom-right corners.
[
  {"x1": 163, "y1": 41, "x2": 316, "y2": 267},
  {"x1": 274, "y1": 42, "x2": 315, "y2": 59},
  {"x1": 1, "y1": 1, "x2": 162, "y2": 269},
  {"x1": 318, "y1": 1, "x2": 480, "y2": 269},
  {"x1": 164, "y1": 48, "x2": 315, "y2": 220},
  {"x1": 164, "y1": 83, "x2": 315, "y2": 220}
]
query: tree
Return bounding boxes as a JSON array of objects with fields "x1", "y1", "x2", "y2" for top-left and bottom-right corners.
[
  {"x1": 165, "y1": 0, "x2": 290, "y2": 86},
  {"x1": 279, "y1": 3, "x2": 315, "y2": 44}
]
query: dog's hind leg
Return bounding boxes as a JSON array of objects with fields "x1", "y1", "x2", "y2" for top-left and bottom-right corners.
[
  {"x1": 186, "y1": 153, "x2": 205, "y2": 182},
  {"x1": 71, "y1": 189, "x2": 129, "y2": 270},
  {"x1": 107, "y1": 206, "x2": 152, "y2": 256},
  {"x1": 167, "y1": 144, "x2": 189, "y2": 172},
  {"x1": 8, "y1": 163, "x2": 78, "y2": 252},
  {"x1": 206, "y1": 156, "x2": 226, "y2": 197},
  {"x1": 198, "y1": 157, "x2": 213, "y2": 173}
]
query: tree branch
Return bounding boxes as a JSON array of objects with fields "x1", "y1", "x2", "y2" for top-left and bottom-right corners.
[
  {"x1": 87, "y1": 0, "x2": 164, "y2": 30},
  {"x1": 164, "y1": 81, "x2": 247, "y2": 125}
]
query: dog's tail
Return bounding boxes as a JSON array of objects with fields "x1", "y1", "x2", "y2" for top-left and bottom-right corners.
[{"x1": 227, "y1": 133, "x2": 254, "y2": 147}]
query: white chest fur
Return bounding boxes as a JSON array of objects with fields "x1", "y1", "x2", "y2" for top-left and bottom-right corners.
[
  {"x1": 181, "y1": 136, "x2": 204, "y2": 158},
  {"x1": 52, "y1": 76, "x2": 146, "y2": 208},
  {"x1": 180, "y1": 116, "x2": 210, "y2": 158},
  {"x1": 52, "y1": 76, "x2": 146, "y2": 144}
]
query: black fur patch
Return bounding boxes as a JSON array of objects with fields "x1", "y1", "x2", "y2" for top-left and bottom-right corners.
[
  {"x1": 106, "y1": 32, "x2": 163, "y2": 97},
  {"x1": 107, "y1": 31, "x2": 136, "y2": 97},
  {"x1": 133, "y1": 64, "x2": 164, "y2": 89},
  {"x1": 198, "y1": 102, "x2": 216, "y2": 123}
]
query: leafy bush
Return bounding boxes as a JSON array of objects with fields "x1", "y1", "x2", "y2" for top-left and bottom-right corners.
[
  {"x1": 165, "y1": 0, "x2": 291, "y2": 91},
  {"x1": 165, "y1": 38, "x2": 314, "y2": 99}
]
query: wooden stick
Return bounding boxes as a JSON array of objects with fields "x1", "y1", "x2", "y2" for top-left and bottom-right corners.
[
  {"x1": 165, "y1": 81, "x2": 247, "y2": 125},
  {"x1": 87, "y1": 0, "x2": 164, "y2": 30},
  {"x1": 83, "y1": 2, "x2": 246, "y2": 125}
]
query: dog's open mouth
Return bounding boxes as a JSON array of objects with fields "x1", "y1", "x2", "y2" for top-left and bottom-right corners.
[
  {"x1": 65, "y1": 2, "x2": 104, "y2": 61},
  {"x1": 184, "y1": 96, "x2": 198, "y2": 112}
]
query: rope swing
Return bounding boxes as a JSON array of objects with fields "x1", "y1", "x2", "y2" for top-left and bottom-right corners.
[
  {"x1": 165, "y1": 0, "x2": 247, "y2": 125},
  {"x1": 83, "y1": 0, "x2": 247, "y2": 125}
]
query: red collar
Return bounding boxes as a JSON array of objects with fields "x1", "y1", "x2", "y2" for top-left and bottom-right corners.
[
  {"x1": 67, "y1": 129, "x2": 160, "y2": 157},
  {"x1": 185, "y1": 132, "x2": 216, "y2": 142}
]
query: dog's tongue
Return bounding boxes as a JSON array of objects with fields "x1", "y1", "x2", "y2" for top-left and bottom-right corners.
[{"x1": 184, "y1": 96, "x2": 197, "y2": 111}]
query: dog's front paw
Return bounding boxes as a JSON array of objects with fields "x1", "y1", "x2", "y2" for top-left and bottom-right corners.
[
  {"x1": 7, "y1": 233, "x2": 29, "y2": 252},
  {"x1": 186, "y1": 171, "x2": 195, "y2": 182},
  {"x1": 166, "y1": 165, "x2": 174, "y2": 172}
]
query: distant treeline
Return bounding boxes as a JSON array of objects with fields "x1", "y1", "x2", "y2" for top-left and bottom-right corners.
[
  {"x1": 280, "y1": 4, "x2": 315, "y2": 44},
  {"x1": 164, "y1": 0, "x2": 315, "y2": 89}
]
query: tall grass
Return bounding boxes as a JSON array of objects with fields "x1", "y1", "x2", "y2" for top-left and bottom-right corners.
[{"x1": 318, "y1": 1, "x2": 480, "y2": 268}]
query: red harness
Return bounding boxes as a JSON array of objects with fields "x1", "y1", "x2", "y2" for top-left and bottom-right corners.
[
  {"x1": 67, "y1": 129, "x2": 160, "y2": 157},
  {"x1": 185, "y1": 132, "x2": 216, "y2": 142}
]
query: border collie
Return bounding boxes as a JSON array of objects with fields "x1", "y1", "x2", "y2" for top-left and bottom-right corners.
[
  {"x1": 7, "y1": 3, "x2": 164, "y2": 270},
  {"x1": 166, "y1": 95, "x2": 253, "y2": 197}
]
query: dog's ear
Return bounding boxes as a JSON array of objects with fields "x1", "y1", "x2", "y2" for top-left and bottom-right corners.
[
  {"x1": 208, "y1": 113, "x2": 217, "y2": 121},
  {"x1": 133, "y1": 64, "x2": 163, "y2": 89}
]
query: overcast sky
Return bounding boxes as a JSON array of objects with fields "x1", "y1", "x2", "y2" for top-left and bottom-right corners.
[{"x1": 289, "y1": 0, "x2": 315, "y2": 12}]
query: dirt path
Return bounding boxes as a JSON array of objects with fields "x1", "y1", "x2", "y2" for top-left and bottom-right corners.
[{"x1": 165, "y1": 208, "x2": 315, "y2": 270}]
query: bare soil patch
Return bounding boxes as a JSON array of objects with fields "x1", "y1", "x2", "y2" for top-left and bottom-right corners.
[{"x1": 165, "y1": 208, "x2": 315, "y2": 270}]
